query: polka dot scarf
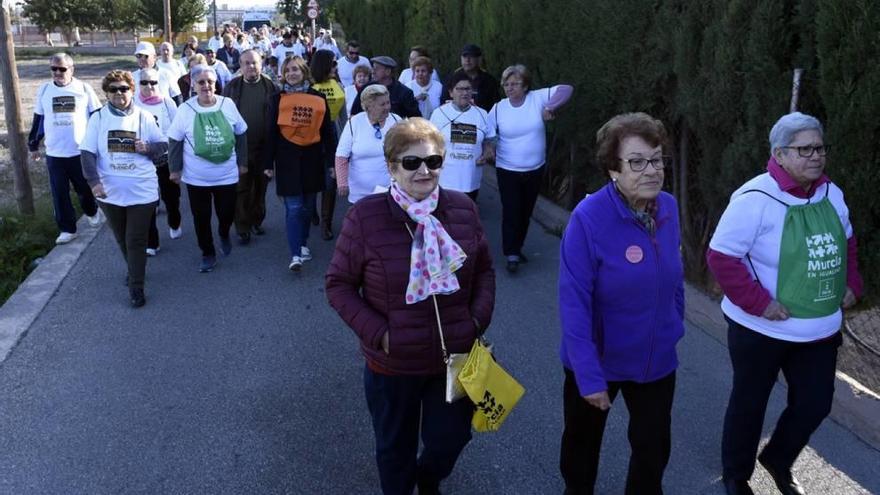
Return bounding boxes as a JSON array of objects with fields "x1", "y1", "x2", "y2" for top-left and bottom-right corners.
[{"x1": 390, "y1": 182, "x2": 467, "y2": 304}]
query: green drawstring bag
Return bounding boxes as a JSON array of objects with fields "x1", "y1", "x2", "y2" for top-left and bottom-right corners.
[{"x1": 192, "y1": 105, "x2": 234, "y2": 164}]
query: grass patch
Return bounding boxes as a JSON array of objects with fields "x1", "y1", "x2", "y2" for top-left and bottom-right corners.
[{"x1": 0, "y1": 199, "x2": 58, "y2": 306}]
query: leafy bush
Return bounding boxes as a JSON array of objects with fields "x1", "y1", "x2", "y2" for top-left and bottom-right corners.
[{"x1": 0, "y1": 201, "x2": 57, "y2": 305}]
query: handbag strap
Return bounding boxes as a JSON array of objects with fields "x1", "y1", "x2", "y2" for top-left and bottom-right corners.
[{"x1": 404, "y1": 222, "x2": 450, "y2": 364}]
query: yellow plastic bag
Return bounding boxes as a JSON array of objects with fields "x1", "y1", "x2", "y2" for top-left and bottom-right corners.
[{"x1": 458, "y1": 339, "x2": 525, "y2": 432}]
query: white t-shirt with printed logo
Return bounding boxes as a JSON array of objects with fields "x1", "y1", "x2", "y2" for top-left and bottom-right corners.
[
  {"x1": 34, "y1": 79, "x2": 101, "y2": 158},
  {"x1": 488, "y1": 87, "x2": 556, "y2": 172},
  {"x1": 430, "y1": 103, "x2": 495, "y2": 193},
  {"x1": 336, "y1": 112, "x2": 402, "y2": 203},
  {"x1": 134, "y1": 96, "x2": 178, "y2": 137},
  {"x1": 133, "y1": 67, "x2": 182, "y2": 99},
  {"x1": 79, "y1": 106, "x2": 164, "y2": 206},
  {"x1": 708, "y1": 173, "x2": 854, "y2": 342},
  {"x1": 167, "y1": 96, "x2": 248, "y2": 187}
]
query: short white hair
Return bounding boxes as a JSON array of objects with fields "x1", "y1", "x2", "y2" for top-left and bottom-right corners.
[{"x1": 769, "y1": 112, "x2": 824, "y2": 153}]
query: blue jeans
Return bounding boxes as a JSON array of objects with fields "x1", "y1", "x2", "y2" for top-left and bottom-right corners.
[
  {"x1": 46, "y1": 155, "x2": 98, "y2": 233},
  {"x1": 282, "y1": 194, "x2": 316, "y2": 257}
]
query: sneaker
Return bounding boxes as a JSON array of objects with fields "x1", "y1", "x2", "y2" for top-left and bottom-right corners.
[
  {"x1": 146, "y1": 247, "x2": 159, "y2": 256},
  {"x1": 129, "y1": 288, "x2": 146, "y2": 308},
  {"x1": 199, "y1": 256, "x2": 217, "y2": 273},
  {"x1": 301, "y1": 246, "x2": 312, "y2": 261},
  {"x1": 288, "y1": 256, "x2": 303, "y2": 271},
  {"x1": 86, "y1": 209, "x2": 105, "y2": 227},
  {"x1": 219, "y1": 236, "x2": 232, "y2": 256},
  {"x1": 55, "y1": 232, "x2": 78, "y2": 244},
  {"x1": 169, "y1": 226, "x2": 183, "y2": 239}
]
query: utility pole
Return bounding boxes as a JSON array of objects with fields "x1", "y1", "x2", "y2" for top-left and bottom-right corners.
[
  {"x1": 0, "y1": 1, "x2": 34, "y2": 215},
  {"x1": 163, "y1": 0, "x2": 172, "y2": 43},
  {"x1": 790, "y1": 68, "x2": 804, "y2": 113}
]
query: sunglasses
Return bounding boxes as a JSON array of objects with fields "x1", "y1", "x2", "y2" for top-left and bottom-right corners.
[
  {"x1": 395, "y1": 155, "x2": 444, "y2": 171},
  {"x1": 140, "y1": 80, "x2": 159, "y2": 86},
  {"x1": 50, "y1": 66, "x2": 69, "y2": 73},
  {"x1": 107, "y1": 86, "x2": 130, "y2": 94},
  {"x1": 135, "y1": 54, "x2": 150, "y2": 59}
]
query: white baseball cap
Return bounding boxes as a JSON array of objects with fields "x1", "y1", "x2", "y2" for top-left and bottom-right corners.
[{"x1": 134, "y1": 41, "x2": 156, "y2": 56}]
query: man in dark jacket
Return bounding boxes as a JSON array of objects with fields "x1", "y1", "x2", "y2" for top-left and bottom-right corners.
[
  {"x1": 350, "y1": 56, "x2": 421, "y2": 118},
  {"x1": 442, "y1": 44, "x2": 500, "y2": 112},
  {"x1": 222, "y1": 49, "x2": 278, "y2": 243}
]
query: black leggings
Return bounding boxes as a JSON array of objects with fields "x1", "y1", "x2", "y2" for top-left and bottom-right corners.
[
  {"x1": 148, "y1": 166, "x2": 182, "y2": 249},
  {"x1": 185, "y1": 183, "x2": 237, "y2": 257},
  {"x1": 495, "y1": 166, "x2": 544, "y2": 257}
]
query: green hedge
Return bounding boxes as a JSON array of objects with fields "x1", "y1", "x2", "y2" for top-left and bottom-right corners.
[
  {"x1": 0, "y1": 201, "x2": 58, "y2": 305},
  {"x1": 335, "y1": 0, "x2": 880, "y2": 301}
]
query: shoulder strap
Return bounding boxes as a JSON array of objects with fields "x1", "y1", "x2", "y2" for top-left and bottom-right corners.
[
  {"x1": 739, "y1": 189, "x2": 790, "y2": 207},
  {"x1": 494, "y1": 105, "x2": 499, "y2": 135},
  {"x1": 403, "y1": 222, "x2": 450, "y2": 364}
]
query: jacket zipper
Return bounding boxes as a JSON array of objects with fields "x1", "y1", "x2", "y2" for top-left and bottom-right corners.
[{"x1": 630, "y1": 217, "x2": 663, "y2": 381}]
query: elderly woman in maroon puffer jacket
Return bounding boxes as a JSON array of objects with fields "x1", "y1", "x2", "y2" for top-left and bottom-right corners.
[{"x1": 326, "y1": 117, "x2": 495, "y2": 495}]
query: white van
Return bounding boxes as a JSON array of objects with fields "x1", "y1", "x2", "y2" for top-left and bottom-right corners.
[{"x1": 242, "y1": 12, "x2": 272, "y2": 32}]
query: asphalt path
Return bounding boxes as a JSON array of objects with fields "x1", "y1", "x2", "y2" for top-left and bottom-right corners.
[{"x1": 0, "y1": 184, "x2": 878, "y2": 494}]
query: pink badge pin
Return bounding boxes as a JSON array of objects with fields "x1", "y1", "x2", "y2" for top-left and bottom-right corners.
[{"x1": 625, "y1": 245, "x2": 643, "y2": 264}]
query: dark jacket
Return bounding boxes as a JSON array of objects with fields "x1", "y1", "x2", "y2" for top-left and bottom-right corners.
[
  {"x1": 263, "y1": 88, "x2": 337, "y2": 196},
  {"x1": 222, "y1": 74, "x2": 278, "y2": 164},
  {"x1": 216, "y1": 46, "x2": 241, "y2": 73},
  {"x1": 350, "y1": 79, "x2": 421, "y2": 118},
  {"x1": 442, "y1": 68, "x2": 500, "y2": 112},
  {"x1": 326, "y1": 189, "x2": 496, "y2": 375}
]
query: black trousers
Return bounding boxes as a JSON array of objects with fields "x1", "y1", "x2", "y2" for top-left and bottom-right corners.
[
  {"x1": 46, "y1": 154, "x2": 98, "y2": 233},
  {"x1": 495, "y1": 166, "x2": 543, "y2": 257},
  {"x1": 721, "y1": 318, "x2": 840, "y2": 481},
  {"x1": 363, "y1": 366, "x2": 474, "y2": 495},
  {"x1": 234, "y1": 161, "x2": 268, "y2": 235},
  {"x1": 100, "y1": 201, "x2": 157, "y2": 290},
  {"x1": 185, "y1": 183, "x2": 237, "y2": 257},
  {"x1": 560, "y1": 368, "x2": 675, "y2": 495},
  {"x1": 148, "y1": 166, "x2": 182, "y2": 249}
]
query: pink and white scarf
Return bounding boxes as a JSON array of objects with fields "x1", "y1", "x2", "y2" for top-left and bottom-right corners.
[{"x1": 391, "y1": 182, "x2": 467, "y2": 304}]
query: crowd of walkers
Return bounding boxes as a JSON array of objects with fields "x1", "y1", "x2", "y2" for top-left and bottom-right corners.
[{"x1": 25, "y1": 24, "x2": 863, "y2": 495}]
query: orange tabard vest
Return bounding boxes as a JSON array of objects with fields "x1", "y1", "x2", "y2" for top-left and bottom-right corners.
[{"x1": 277, "y1": 92, "x2": 326, "y2": 146}]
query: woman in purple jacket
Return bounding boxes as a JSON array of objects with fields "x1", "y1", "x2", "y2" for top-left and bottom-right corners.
[
  {"x1": 558, "y1": 112, "x2": 684, "y2": 495},
  {"x1": 326, "y1": 118, "x2": 495, "y2": 495}
]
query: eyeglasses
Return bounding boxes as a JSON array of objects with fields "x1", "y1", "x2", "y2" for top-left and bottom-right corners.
[
  {"x1": 140, "y1": 80, "x2": 159, "y2": 86},
  {"x1": 107, "y1": 86, "x2": 130, "y2": 94},
  {"x1": 50, "y1": 66, "x2": 69, "y2": 73},
  {"x1": 394, "y1": 155, "x2": 444, "y2": 171},
  {"x1": 782, "y1": 145, "x2": 830, "y2": 158},
  {"x1": 372, "y1": 122, "x2": 383, "y2": 140},
  {"x1": 135, "y1": 54, "x2": 150, "y2": 59},
  {"x1": 452, "y1": 86, "x2": 473, "y2": 93},
  {"x1": 196, "y1": 79, "x2": 216, "y2": 86},
  {"x1": 348, "y1": 51, "x2": 360, "y2": 56},
  {"x1": 619, "y1": 156, "x2": 672, "y2": 172}
]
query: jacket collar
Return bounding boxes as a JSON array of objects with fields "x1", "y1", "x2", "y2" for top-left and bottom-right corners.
[
  {"x1": 766, "y1": 156, "x2": 829, "y2": 199},
  {"x1": 602, "y1": 181, "x2": 670, "y2": 223}
]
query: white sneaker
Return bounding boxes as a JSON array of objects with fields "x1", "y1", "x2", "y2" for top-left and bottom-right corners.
[
  {"x1": 86, "y1": 209, "x2": 105, "y2": 227},
  {"x1": 146, "y1": 247, "x2": 159, "y2": 256},
  {"x1": 300, "y1": 246, "x2": 312, "y2": 261},
  {"x1": 55, "y1": 232, "x2": 78, "y2": 244},
  {"x1": 169, "y1": 227, "x2": 182, "y2": 239},
  {"x1": 288, "y1": 256, "x2": 303, "y2": 271}
]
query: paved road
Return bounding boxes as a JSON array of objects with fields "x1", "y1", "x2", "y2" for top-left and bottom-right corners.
[{"x1": 0, "y1": 184, "x2": 878, "y2": 494}]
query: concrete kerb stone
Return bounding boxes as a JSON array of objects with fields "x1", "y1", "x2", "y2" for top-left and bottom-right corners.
[
  {"x1": 482, "y1": 164, "x2": 880, "y2": 452},
  {"x1": 0, "y1": 215, "x2": 103, "y2": 365}
]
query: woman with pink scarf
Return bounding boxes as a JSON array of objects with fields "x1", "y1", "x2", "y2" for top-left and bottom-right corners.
[
  {"x1": 133, "y1": 67, "x2": 182, "y2": 255},
  {"x1": 326, "y1": 118, "x2": 495, "y2": 495}
]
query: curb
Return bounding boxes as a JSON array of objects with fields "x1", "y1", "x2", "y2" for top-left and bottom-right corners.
[
  {"x1": 0, "y1": 215, "x2": 103, "y2": 365},
  {"x1": 482, "y1": 165, "x2": 880, "y2": 451}
]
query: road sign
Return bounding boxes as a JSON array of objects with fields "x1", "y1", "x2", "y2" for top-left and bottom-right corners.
[
  {"x1": 307, "y1": 8, "x2": 318, "y2": 19},
  {"x1": 307, "y1": 0, "x2": 318, "y2": 7}
]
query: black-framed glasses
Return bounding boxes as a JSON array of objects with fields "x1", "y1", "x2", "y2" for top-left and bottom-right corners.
[
  {"x1": 452, "y1": 85, "x2": 473, "y2": 93},
  {"x1": 782, "y1": 145, "x2": 830, "y2": 158},
  {"x1": 372, "y1": 122, "x2": 382, "y2": 140},
  {"x1": 107, "y1": 86, "x2": 130, "y2": 94},
  {"x1": 50, "y1": 66, "x2": 69, "y2": 73},
  {"x1": 140, "y1": 80, "x2": 159, "y2": 86},
  {"x1": 394, "y1": 155, "x2": 444, "y2": 171},
  {"x1": 619, "y1": 156, "x2": 672, "y2": 172},
  {"x1": 135, "y1": 54, "x2": 150, "y2": 59}
]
